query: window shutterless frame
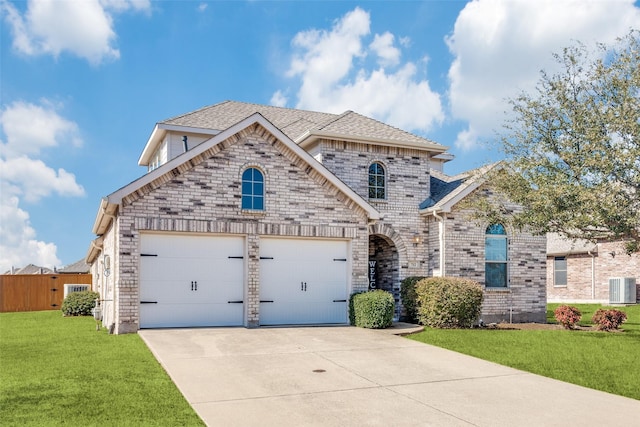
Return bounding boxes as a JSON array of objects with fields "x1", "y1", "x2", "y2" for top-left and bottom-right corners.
[
  {"x1": 485, "y1": 224, "x2": 508, "y2": 288},
  {"x1": 241, "y1": 167, "x2": 265, "y2": 210}
]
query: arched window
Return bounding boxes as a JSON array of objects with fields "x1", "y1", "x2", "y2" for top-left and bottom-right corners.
[
  {"x1": 241, "y1": 167, "x2": 264, "y2": 210},
  {"x1": 368, "y1": 162, "x2": 386, "y2": 200},
  {"x1": 485, "y1": 224, "x2": 507, "y2": 287}
]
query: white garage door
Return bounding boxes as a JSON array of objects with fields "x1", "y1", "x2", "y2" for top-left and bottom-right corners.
[
  {"x1": 259, "y1": 238, "x2": 349, "y2": 325},
  {"x1": 139, "y1": 234, "x2": 244, "y2": 328}
]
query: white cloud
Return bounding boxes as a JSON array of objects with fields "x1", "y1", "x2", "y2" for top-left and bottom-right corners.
[
  {"x1": 1, "y1": 0, "x2": 151, "y2": 64},
  {"x1": 0, "y1": 100, "x2": 82, "y2": 158},
  {"x1": 0, "y1": 157, "x2": 85, "y2": 202},
  {"x1": 0, "y1": 100, "x2": 85, "y2": 271},
  {"x1": 447, "y1": 0, "x2": 640, "y2": 150},
  {"x1": 277, "y1": 7, "x2": 444, "y2": 134},
  {"x1": 0, "y1": 196, "x2": 61, "y2": 272},
  {"x1": 270, "y1": 90, "x2": 288, "y2": 108},
  {"x1": 369, "y1": 32, "x2": 401, "y2": 67}
]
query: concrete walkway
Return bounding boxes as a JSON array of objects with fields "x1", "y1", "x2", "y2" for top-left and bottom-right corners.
[{"x1": 139, "y1": 325, "x2": 639, "y2": 426}]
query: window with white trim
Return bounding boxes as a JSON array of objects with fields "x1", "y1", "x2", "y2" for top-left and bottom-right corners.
[
  {"x1": 485, "y1": 224, "x2": 508, "y2": 288},
  {"x1": 554, "y1": 256, "x2": 567, "y2": 287}
]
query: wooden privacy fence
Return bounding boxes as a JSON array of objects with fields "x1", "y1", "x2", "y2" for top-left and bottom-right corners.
[{"x1": 0, "y1": 274, "x2": 93, "y2": 312}]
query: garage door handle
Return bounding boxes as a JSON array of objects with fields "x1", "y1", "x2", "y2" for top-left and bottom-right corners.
[
  {"x1": 333, "y1": 299, "x2": 347, "y2": 303},
  {"x1": 260, "y1": 300, "x2": 274, "y2": 303},
  {"x1": 141, "y1": 301, "x2": 158, "y2": 304},
  {"x1": 227, "y1": 300, "x2": 243, "y2": 304}
]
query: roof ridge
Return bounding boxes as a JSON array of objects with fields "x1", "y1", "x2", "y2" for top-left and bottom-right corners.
[
  {"x1": 343, "y1": 110, "x2": 442, "y2": 146},
  {"x1": 159, "y1": 100, "x2": 231, "y2": 124}
]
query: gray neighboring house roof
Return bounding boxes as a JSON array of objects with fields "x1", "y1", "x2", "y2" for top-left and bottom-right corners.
[
  {"x1": 59, "y1": 259, "x2": 91, "y2": 274},
  {"x1": 8, "y1": 264, "x2": 54, "y2": 274},
  {"x1": 547, "y1": 233, "x2": 598, "y2": 256}
]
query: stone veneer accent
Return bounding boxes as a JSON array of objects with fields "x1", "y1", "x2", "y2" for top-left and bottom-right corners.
[
  {"x1": 547, "y1": 240, "x2": 640, "y2": 303},
  {"x1": 108, "y1": 124, "x2": 370, "y2": 333}
]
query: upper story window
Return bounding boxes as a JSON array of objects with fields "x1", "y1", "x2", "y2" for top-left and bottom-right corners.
[
  {"x1": 485, "y1": 224, "x2": 507, "y2": 288},
  {"x1": 241, "y1": 167, "x2": 264, "y2": 210},
  {"x1": 368, "y1": 162, "x2": 386, "y2": 200}
]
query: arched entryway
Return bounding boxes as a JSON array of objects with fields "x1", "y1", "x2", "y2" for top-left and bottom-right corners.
[{"x1": 368, "y1": 234, "x2": 400, "y2": 319}]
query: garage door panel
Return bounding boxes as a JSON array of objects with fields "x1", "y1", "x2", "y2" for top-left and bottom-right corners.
[
  {"x1": 260, "y1": 238, "x2": 349, "y2": 325},
  {"x1": 140, "y1": 302, "x2": 243, "y2": 328},
  {"x1": 139, "y1": 234, "x2": 244, "y2": 328}
]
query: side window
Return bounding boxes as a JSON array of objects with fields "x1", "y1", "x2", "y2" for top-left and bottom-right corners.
[
  {"x1": 485, "y1": 224, "x2": 507, "y2": 288},
  {"x1": 241, "y1": 167, "x2": 264, "y2": 210},
  {"x1": 554, "y1": 256, "x2": 567, "y2": 287},
  {"x1": 368, "y1": 162, "x2": 386, "y2": 200}
]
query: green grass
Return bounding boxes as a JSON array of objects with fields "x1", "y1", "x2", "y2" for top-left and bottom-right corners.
[
  {"x1": 408, "y1": 303, "x2": 640, "y2": 400},
  {"x1": 0, "y1": 311, "x2": 205, "y2": 426}
]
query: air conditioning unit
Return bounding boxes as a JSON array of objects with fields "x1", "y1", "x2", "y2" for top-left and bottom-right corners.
[
  {"x1": 63, "y1": 284, "x2": 91, "y2": 298},
  {"x1": 608, "y1": 278, "x2": 637, "y2": 304}
]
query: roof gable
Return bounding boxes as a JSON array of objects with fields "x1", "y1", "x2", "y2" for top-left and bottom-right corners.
[
  {"x1": 420, "y1": 163, "x2": 502, "y2": 214},
  {"x1": 94, "y1": 113, "x2": 380, "y2": 235}
]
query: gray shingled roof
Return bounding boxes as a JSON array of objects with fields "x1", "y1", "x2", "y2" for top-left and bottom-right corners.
[
  {"x1": 161, "y1": 100, "x2": 442, "y2": 148},
  {"x1": 420, "y1": 170, "x2": 467, "y2": 209},
  {"x1": 59, "y1": 259, "x2": 91, "y2": 274}
]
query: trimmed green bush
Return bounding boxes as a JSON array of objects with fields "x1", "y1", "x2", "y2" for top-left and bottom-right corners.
[
  {"x1": 351, "y1": 290, "x2": 395, "y2": 329},
  {"x1": 61, "y1": 291, "x2": 100, "y2": 316},
  {"x1": 415, "y1": 277, "x2": 483, "y2": 328},
  {"x1": 400, "y1": 276, "x2": 427, "y2": 323},
  {"x1": 348, "y1": 291, "x2": 364, "y2": 325}
]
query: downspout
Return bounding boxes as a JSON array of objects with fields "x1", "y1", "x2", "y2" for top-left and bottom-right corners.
[
  {"x1": 432, "y1": 211, "x2": 445, "y2": 277},
  {"x1": 588, "y1": 250, "x2": 596, "y2": 300}
]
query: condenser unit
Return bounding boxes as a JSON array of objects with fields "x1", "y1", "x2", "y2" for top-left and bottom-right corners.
[
  {"x1": 63, "y1": 284, "x2": 91, "y2": 298},
  {"x1": 608, "y1": 277, "x2": 637, "y2": 304}
]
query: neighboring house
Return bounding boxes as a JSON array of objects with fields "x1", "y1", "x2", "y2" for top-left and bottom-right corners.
[
  {"x1": 547, "y1": 233, "x2": 640, "y2": 303},
  {"x1": 86, "y1": 101, "x2": 547, "y2": 334},
  {"x1": 58, "y1": 259, "x2": 91, "y2": 274},
  {"x1": 3, "y1": 264, "x2": 54, "y2": 275}
]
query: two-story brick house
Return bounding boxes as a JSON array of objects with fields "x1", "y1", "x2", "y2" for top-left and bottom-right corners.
[{"x1": 86, "y1": 101, "x2": 546, "y2": 334}]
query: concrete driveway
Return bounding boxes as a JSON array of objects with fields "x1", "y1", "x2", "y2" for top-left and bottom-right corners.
[{"x1": 139, "y1": 325, "x2": 639, "y2": 426}]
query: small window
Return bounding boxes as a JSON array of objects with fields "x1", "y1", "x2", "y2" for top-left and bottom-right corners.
[
  {"x1": 241, "y1": 168, "x2": 264, "y2": 210},
  {"x1": 554, "y1": 256, "x2": 567, "y2": 287},
  {"x1": 485, "y1": 224, "x2": 507, "y2": 288},
  {"x1": 369, "y1": 162, "x2": 386, "y2": 199}
]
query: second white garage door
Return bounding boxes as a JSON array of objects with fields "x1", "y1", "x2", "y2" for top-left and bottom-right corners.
[
  {"x1": 259, "y1": 238, "x2": 349, "y2": 325},
  {"x1": 139, "y1": 233, "x2": 245, "y2": 328}
]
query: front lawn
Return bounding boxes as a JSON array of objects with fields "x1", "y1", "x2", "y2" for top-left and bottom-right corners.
[
  {"x1": 0, "y1": 311, "x2": 205, "y2": 426},
  {"x1": 408, "y1": 303, "x2": 640, "y2": 400}
]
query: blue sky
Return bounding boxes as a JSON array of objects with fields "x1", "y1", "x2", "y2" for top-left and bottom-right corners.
[{"x1": 1, "y1": 0, "x2": 639, "y2": 271}]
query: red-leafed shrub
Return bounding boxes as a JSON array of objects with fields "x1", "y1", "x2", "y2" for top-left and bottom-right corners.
[
  {"x1": 592, "y1": 309, "x2": 627, "y2": 331},
  {"x1": 554, "y1": 305, "x2": 582, "y2": 329}
]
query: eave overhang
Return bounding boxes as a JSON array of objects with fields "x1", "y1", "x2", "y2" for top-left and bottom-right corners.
[
  {"x1": 296, "y1": 129, "x2": 450, "y2": 154},
  {"x1": 138, "y1": 123, "x2": 222, "y2": 166}
]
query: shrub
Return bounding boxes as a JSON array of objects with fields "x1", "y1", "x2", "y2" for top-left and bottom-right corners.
[
  {"x1": 351, "y1": 290, "x2": 395, "y2": 329},
  {"x1": 415, "y1": 277, "x2": 483, "y2": 328},
  {"x1": 592, "y1": 309, "x2": 627, "y2": 331},
  {"x1": 61, "y1": 291, "x2": 100, "y2": 316},
  {"x1": 554, "y1": 305, "x2": 582, "y2": 329},
  {"x1": 400, "y1": 276, "x2": 427, "y2": 323}
]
